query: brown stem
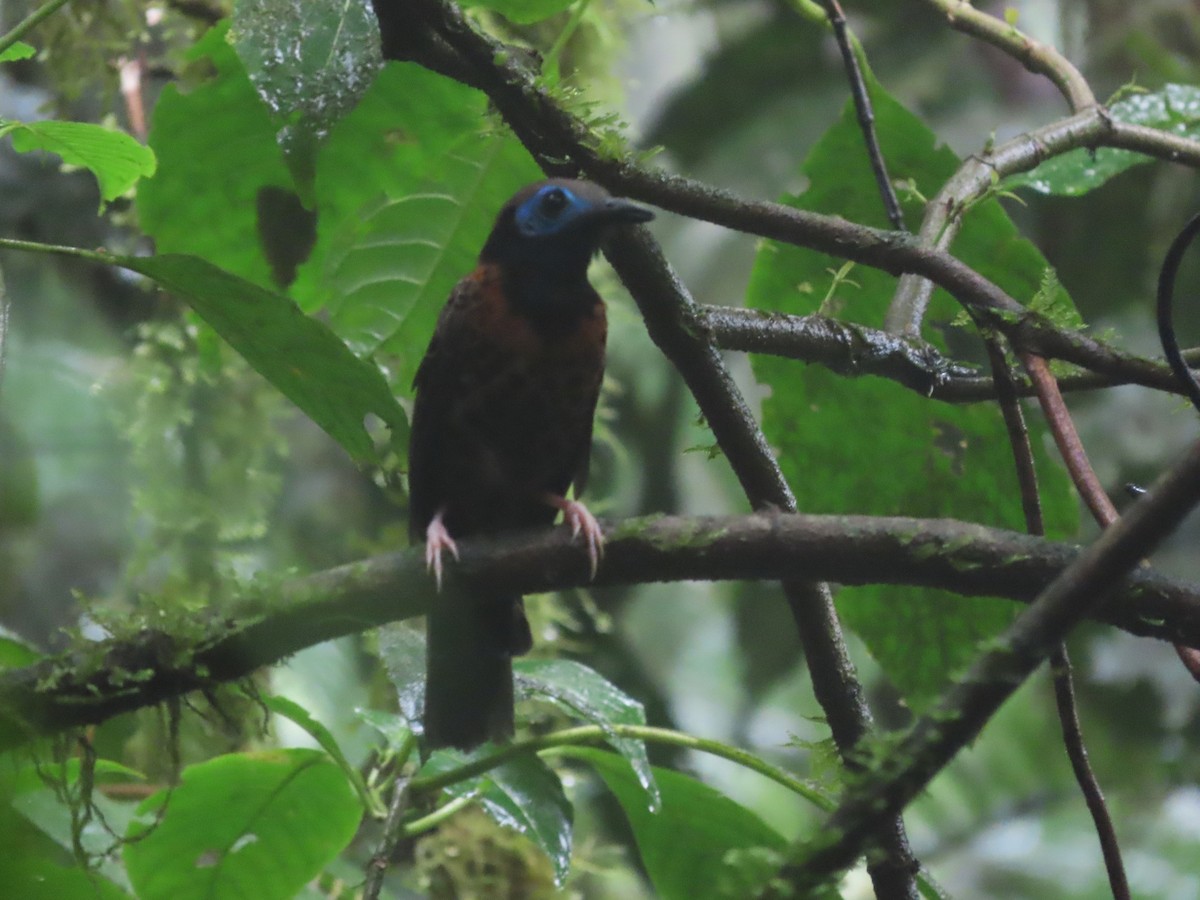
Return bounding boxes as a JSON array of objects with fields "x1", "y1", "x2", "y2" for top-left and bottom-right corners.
[
  {"x1": 989, "y1": 339, "x2": 1130, "y2": 900},
  {"x1": 1050, "y1": 647, "x2": 1131, "y2": 900},
  {"x1": 1020, "y1": 352, "x2": 1118, "y2": 526},
  {"x1": 815, "y1": 0, "x2": 906, "y2": 230}
]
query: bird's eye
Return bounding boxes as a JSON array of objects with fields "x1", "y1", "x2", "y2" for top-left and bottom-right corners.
[{"x1": 540, "y1": 188, "x2": 568, "y2": 216}]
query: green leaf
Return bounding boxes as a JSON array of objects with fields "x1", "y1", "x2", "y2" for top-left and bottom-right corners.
[
  {"x1": 0, "y1": 803, "x2": 130, "y2": 899},
  {"x1": 420, "y1": 750, "x2": 573, "y2": 885},
  {"x1": 290, "y1": 61, "x2": 502, "y2": 317},
  {"x1": 229, "y1": 0, "x2": 381, "y2": 193},
  {"x1": 514, "y1": 657, "x2": 659, "y2": 809},
  {"x1": 461, "y1": 0, "x2": 576, "y2": 24},
  {"x1": 261, "y1": 694, "x2": 374, "y2": 813},
  {"x1": 377, "y1": 623, "x2": 428, "y2": 726},
  {"x1": 124, "y1": 749, "x2": 361, "y2": 900},
  {"x1": 7, "y1": 757, "x2": 143, "y2": 893},
  {"x1": 322, "y1": 137, "x2": 538, "y2": 382},
  {"x1": 0, "y1": 42, "x2": 36, "y2": 62},
  {"x1": 746, "y1": 81, "x2": 1078, "y2": 709},
  {"x1": 117, "y1": 253, "x2": 408, "y2": 463},
  {"x1": 568, "y1": 748, "x2": 790, "y2": 900},
  {"x1": 0, "y1": 627, "x2": 41, "y2": 669},
  {"x1": 356, "y1": 708, "x2": 414, "y2": 755},
  {"x1": 5, "y1": 119, "x2": 155, "y2": 206},
  {"x1": 292, "y1": 65, "x2": 540, "y2": 391},
  {"x1": 138, "y1": 24, "x2": 294, "y2": 289},
  {"x1": 1006, "y1": 84, "x2": 1200, "y2": 196}
]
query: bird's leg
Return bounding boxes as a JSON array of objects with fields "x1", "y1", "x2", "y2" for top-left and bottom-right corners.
[
  {"x1": 542, "y1": 493, "x2": 603, "y2": 578},
  {"x1": 425, "y1": 509, "x2": 459, "y2": 590}
]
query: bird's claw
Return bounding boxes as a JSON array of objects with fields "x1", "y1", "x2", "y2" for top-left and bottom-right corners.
[
  {"x1": 545, "y1": 495, "x2": 603, "y2": 579},
  {"x1": 425, "y1": 511, "x2": 459, "y2": 591}
]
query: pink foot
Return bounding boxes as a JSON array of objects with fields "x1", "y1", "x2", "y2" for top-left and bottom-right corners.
[
  {"x1": 544, "y1": 494, "x2": 603, "y2": 578},
  {"x1": 425, "y1": 510, "x2": 459, "y2": 590}
]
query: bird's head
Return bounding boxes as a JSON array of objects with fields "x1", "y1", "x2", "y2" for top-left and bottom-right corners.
[{"x1": 480, "y1": 179, "x2": 654, "y2": 279}]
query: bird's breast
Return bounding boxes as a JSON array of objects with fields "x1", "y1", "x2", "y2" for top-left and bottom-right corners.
[{"x1": 466, "y1": 264, "x2": 607, "y2": 366}]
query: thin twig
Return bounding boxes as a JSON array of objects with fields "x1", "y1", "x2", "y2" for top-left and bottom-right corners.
[
  {"x1": 0, "y1": 0, "x2": 73, "y2": 57},
  {"x1": 927, "y1": 0, "x2": 1094, "y2": 111},
  {"x1": 986, "y1": 338, "x2": 1130, "y2": 900},
  {"x1": 364, "y1": 775, "x2": 414, "y2": 900},
  {"x1": 1020, "y1": 352, "x2": 1118, "y2": 525},
  {"x1": 886, "y1": 0, "x2": 1096, "y2": 334},
  {"x1": 605, "y1": 226, "x2": 922, "y2": 900},
  {"x1": 1050, "y1": 647, "x2": 1131, "y2": 900},
  {"x1": 816, "y1": 0, "x2": 906, "y2": 229}
]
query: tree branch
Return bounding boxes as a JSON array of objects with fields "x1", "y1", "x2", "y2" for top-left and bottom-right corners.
[
  {"x1": 4, "y1": 511, "x2": 1200, "y2": 753},
  {"x1": 706, "y1": 306, "x2": 1200, "y2": 401},
  {"x1": 927, "y1": 0, "x2": 1095, "y2": 112},
  {"x1": 787, "y1": 432, "x2": 1200, "y2": 887}
]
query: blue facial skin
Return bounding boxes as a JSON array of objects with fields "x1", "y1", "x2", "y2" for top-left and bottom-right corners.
[
  {"x1": 482, "y1": 181, "x2": 653, "y2": 329},
  {"x1": 513, "y1": 185, "x2": 589, "y2": 237}
]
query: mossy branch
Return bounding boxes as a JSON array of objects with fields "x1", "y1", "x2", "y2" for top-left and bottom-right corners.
[{"x1": 3, "y1": 511, "x2": 1200, "y2": 754}]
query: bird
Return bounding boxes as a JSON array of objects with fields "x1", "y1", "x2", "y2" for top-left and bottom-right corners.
[{"x1": 408, "y1": 178, "x2": 654, "y2": 750}]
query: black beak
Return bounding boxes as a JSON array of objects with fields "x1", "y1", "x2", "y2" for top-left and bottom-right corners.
[{"x1": 601, "y1": 197, "x2": 655, "y2": 225}]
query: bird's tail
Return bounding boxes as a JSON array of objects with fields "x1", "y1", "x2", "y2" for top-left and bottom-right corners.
[{"x1": 423, "y1": 592, "x2": 532, "y2": 750}]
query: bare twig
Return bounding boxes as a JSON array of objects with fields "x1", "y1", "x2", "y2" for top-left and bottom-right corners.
[
  {"x1": 1156, "y1": 213, "x2": 1200, "y2": 413},
  {"x1": 886, "y1": 0, "x2": 1095, "y2": 334},
  {"x1": 1050, "y1": 648, "x2": 1131, "y2": 900},
  {"x1": 986, "y1": 338, "x2": 1130, "y2": 900},
  {"x1": 364, "y1": 775, "x2": 414, "y2": 900},
  {"x1": 927, "y1": 0, "x2": 1095, "y2": 111},
  {"x1": 1021, "y1": 352, "x2": 1119, "y2": 525},
  {"x1": 815, "y1": 0, "x2": 906, "y2": 229},
  {"x1": 601, "y1": 230, "x2": 924, "y2": 900},
  {"x1": 118, "y1": 56, "x2": 147, "y2": 142}
]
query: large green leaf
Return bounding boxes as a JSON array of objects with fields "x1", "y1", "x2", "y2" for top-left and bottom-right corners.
[
  {"x1": 514, "y1": 657, "x2": 659, "y2": 809},
  {"x1": 289, "y1": 61, "x2": 508, "y2": 315},
  {"x1": 420, "y1": 750, "x2": 573, "y2": 886},
  {"x1": 262, "y1": 695, "x2": 374, "y2": 812},
  {"x1": 2, "y1": 119, "x2": 155, "y2": 206},
  {"x1": 1006, "y1": 84, "x2": 1200, "y2": 196},
  {"x1": 140, "y1": 42, "x2": 541, "y2": 399},
  {"x1": 291, "y1": 63, "x2": 540, "y2": 391},
  {"x1": 230, "y1": 0, "x2": 382, "y2": 193},
  {"x1": 138, "y1": 24, "x2": 294, "y2": 289},
  {"x1": 124, "y1": 749, "x2": 361, "y2": 900},
  {"x1": 120, "y1": 253, "x2": 408, "y2": 462},
  {"x1": 568, "y1": 748, "x2": 796, "y2": 900},
  {"x1": 746, "y1": 81, "x2": 1077, "y2": 708},
  {"x1": 323, "y1": 137, "x2": 539, "y2": 388}
]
